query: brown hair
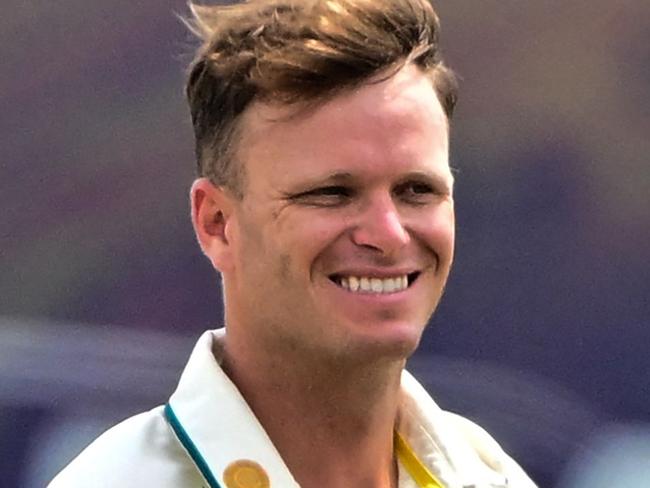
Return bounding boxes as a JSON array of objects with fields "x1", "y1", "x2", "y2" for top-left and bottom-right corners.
[{"x1": 184, "y1": 0, "x2": 457, "y2": 196}]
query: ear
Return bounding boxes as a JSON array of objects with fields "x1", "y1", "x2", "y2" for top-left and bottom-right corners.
[{"x1": 190, "y1": 178, "x2": 236, "y2": 273}]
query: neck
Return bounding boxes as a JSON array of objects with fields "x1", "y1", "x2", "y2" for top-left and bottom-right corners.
[{"x1": 221, "y1": 331, "x2": 405, "y2": 488}]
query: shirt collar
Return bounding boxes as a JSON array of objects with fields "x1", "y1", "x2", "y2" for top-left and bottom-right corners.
[
  {"x1": 169, "y1": 329, "x2": 299, "y2": 487},
  {"x1": 398, "y1": 371, "x2": 509, "y2": 488},
  {"x1": 169, "y1": 329, "x2": 508, "y2": 488}
]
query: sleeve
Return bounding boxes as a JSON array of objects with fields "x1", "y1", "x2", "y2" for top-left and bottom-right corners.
[{"x1": 47, "y1": 408, "x2": 204, "y2": 488}]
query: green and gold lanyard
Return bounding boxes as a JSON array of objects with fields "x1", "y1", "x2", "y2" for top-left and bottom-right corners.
[
  {"x1": 395, "y1": 430, "x2": 445, "y2": 488},
  {"x1": 165, "y1": 404, "x2": 223, "y2": 488},
  {"x1": 166, "y1": 403, "x2": 444, "y2": 488}
]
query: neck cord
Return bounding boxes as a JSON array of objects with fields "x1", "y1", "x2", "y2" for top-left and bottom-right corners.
[{"x1": 394, "y1": 430, "x2": 445, "y2": 488}]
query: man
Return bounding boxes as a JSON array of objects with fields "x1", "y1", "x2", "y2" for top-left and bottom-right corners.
[{"x1": 50, "y1": 1, "x2": 537, "y2": 487}]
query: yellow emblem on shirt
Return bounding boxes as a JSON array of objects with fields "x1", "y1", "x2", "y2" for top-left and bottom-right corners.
[{"x1": 223, "y1": 459, "x2": 270, "y2": 488}]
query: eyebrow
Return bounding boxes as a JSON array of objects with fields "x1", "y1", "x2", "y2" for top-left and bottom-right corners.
[
  {"x1": 312, "y1": 172, "x2": 356, "y2": 184},
  {"x1": 288, "y1": 168, "x2": 454, "y2": 194},
  {"x1": 403, "y1": 169, "x2": 455, "y2": 186},
  {"x1": 284, "y1": 172, "x2": 356, "y2": 194}
]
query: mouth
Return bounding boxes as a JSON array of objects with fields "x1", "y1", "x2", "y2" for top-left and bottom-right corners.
[{"x1": 328, "y1": 272, "x2": 421, "y2": 294}]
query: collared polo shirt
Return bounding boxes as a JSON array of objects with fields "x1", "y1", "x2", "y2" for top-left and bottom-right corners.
[{"x1": 49, "y1": 329, "x2": 537, "y2": 488}]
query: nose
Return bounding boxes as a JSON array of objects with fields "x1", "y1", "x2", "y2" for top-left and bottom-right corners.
[{"x1": 350, "y1": 194, "x2": 410, "y2": 255}]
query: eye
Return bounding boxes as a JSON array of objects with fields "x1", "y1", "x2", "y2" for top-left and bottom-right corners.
[
  {"x1": 310, "y1": 186, "x2": 351, "y2": 197},
  {"x1": 395, "y1": 180, "x2": 437, "y2": 203},
  {"x1": 291, "y1": 185, "x2": 353, "y2": 206},
  {"x1": 407, "y1": 182, "x2": 434, "y2": 195}
]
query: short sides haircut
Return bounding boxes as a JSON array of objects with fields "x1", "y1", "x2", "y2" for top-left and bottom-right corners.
[{"x1": 184, "y1": 0, "x2": 458, "y2": 196}]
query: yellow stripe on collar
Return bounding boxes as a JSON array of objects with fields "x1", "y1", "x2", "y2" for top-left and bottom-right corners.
[{"x1": 394, "y1": 431, "x2": 445, "y2": 488}]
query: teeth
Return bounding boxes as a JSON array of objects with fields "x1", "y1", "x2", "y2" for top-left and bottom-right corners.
[
  {"x1": 337, "y1": 275, "x2": 411, "y2": 294},
  {"x1": 349, "y1": 276, "x2": 359, "y2": 291},
  {"x1": 384, "y1": 279, "x2": 395, "y2": 293},
  {"x1": 371, "y1": 278, "x2": 382, "y2": 292},
  {"x1": 360, "y1": 277, "x2": 370, "y2": 292}
]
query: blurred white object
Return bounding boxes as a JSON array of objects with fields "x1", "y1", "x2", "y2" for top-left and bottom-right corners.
[{"x1": 557, "y1": 424, "x2": 650, "y2": 488}]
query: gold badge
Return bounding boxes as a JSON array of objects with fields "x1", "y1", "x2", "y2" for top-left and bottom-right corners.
[{"x1": 223, "y1": 459, "x2": 270, "y2": 488}]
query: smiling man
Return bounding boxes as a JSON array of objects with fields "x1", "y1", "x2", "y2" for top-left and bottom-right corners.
[{"x1": 49, "y1": 1, "x2": 536, "y2": 487}]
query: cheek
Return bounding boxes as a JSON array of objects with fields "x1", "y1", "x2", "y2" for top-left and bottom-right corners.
[
  {"x1": 418, "y1": 206, "x2": 455, "y2": 257},
  {"x1": 277, "y1": 253, "x2": 293, "y2": 280},
  {"x1": 231, "y1": 213, "x2": 277, "y2": 284},
  {"x1": 279, "y1": 212, "x2": 349, "y2": 260}
]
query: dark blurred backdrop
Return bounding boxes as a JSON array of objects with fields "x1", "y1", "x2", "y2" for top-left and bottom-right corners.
[{"x1": 1, "y1": 1, "x2": 648, "y2": 486}]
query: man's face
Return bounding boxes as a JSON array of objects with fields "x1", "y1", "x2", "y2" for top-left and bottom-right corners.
[{"x1": 222, "y1": 64, "x2": 455, "y2": 363}]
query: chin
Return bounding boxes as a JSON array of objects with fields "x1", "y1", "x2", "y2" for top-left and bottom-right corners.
[{"x1": 344, "y1": 320, "x2": 424, "y2": 362}]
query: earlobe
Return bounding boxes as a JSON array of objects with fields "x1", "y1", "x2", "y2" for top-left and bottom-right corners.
[{"x1": 190, "y1": 178, "x2": 235, "y2": 272}]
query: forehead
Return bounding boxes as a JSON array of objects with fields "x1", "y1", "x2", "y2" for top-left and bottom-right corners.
[{"x1": 237, "y1": 64, "x2": 450, "y2": 184}]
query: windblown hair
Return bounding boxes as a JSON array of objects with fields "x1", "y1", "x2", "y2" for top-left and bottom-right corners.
[{"x1": 184, "y1": 0, "x2": 458, "y2": 196}]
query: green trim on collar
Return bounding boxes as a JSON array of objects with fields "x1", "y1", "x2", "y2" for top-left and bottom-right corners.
[{"x1": 165, "y1": 403, "x2": 223, "y2": 488}]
